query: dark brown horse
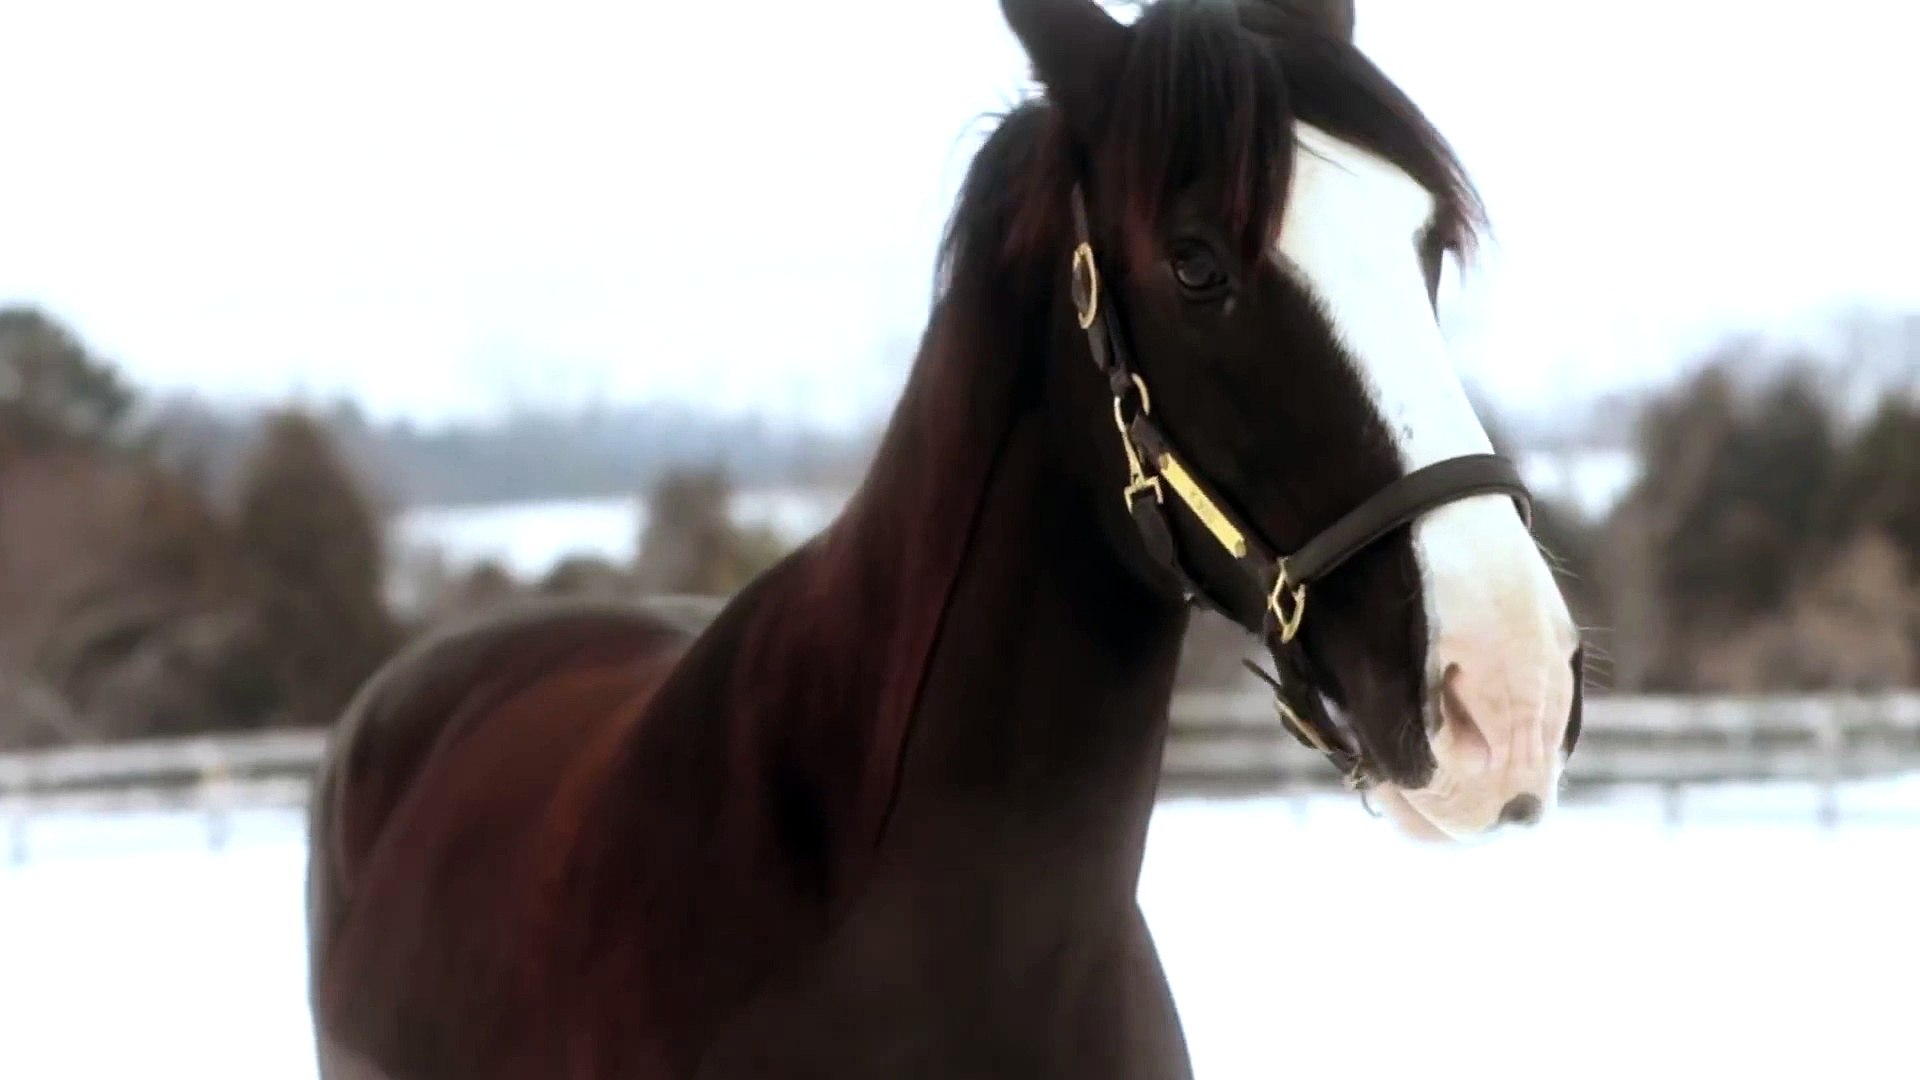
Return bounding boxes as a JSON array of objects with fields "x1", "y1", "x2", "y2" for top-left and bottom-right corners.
[{"x1": 306, "y1": 1, "x2": 1584, "y2": 1075}]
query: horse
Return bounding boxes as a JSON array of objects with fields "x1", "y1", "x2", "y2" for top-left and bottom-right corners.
[{"x1": 305, "y1": 1, "x2": 1585, "y2": 1075}]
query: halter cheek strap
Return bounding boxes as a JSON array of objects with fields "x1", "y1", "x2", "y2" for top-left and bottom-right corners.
[{"x1": 1066, "y1": 186, "x2": 1534, "y2": 781}]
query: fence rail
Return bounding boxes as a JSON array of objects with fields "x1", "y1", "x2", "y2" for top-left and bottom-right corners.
[
  {"x1": 6, "y1": 693, "x2": 1919, "y2": 820},
  {"x1": 1165, "y1": 689, "x2": 1920, "y2": 791}
]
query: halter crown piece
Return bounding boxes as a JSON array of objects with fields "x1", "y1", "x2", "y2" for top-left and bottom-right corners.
[{"x1": 1065, "y1": 187, "x2": 1534, "y2": 782}]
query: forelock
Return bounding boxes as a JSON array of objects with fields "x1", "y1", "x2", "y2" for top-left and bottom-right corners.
[{"x1": 1096, "y1": 2, "x2": 1293, "y2": 269}]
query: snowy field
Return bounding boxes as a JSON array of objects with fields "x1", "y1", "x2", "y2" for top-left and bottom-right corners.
[
  {"x1": 5, "y1": 780, "x2": 1918, "y2": 1080},
  {"x1": 391, "y1": 486, "x2": 846, "y2": 581}
]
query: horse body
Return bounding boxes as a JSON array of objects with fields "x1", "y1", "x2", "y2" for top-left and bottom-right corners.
[
  {"x1": 309, "y1": 1, "x2": 1586, "y2": 1075},
  {"x1": 310, "y1": 204, "x2": 1197, "y2": 1077},
  {"x1": 306, "y1": 602, "x2": 695, "y2": 1075}
]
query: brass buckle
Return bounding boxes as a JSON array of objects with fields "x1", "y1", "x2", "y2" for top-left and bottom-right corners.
[
  {"x1": 1071, "y1": 242, "x2": 1099, "y2": 330},
  {"x1": 1123, "y1": 473, "x2": 1164, "y2": 509},
  {"x1": 1267, "y1": 559, "x2": 1308, "y2": 644},
  {"x1": 1112, "y1": 373, "x2": 1160, "y2": 509}
]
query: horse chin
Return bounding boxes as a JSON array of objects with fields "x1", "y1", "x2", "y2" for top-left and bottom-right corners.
[{"x1": 1369, "y1": 782, "x2": 1470, "y2": 846}]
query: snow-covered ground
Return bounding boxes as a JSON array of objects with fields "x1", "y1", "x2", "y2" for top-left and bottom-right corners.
[
  {"x1": 4, "y1": 780, "x2": 1916, "y2": 1080},
  {"x1": 391, "y1": 485, "x2": 847, "y2": 582}
]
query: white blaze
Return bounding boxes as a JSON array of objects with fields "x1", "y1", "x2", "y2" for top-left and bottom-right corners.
[{"x1": 1273, "y1": 124, "x2": 1577, "y2": 841}]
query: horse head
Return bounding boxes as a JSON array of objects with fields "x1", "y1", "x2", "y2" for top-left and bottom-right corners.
[{"x1": 1002, "y1": 0, "x2": 1583, "y2": 841}]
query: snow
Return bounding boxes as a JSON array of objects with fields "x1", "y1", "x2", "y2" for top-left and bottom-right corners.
[
  {"x1": 5, "y1": 780, "x2": 1917, "y2": 1079},
  {"x1": 390, "y1": 486, "x2": 846, "y2": 581}
]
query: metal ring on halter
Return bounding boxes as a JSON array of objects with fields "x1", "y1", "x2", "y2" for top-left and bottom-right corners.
[
  {"x1": 1071, "y1": 242, "x2": 1100, "y2": 331},
  {"x1": 1267, "y1": 559, "x2": 1308, "y2": 644}
]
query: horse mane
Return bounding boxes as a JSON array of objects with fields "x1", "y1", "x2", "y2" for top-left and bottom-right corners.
[
  {"x1": 1235, "y1": 1, "x2": 1488, "y2": 256},
  {"x1": 536, "y1": 103, "x2": 1066, "y2": 1063}
]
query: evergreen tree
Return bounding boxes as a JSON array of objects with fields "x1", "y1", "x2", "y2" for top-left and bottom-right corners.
[
  {"x1": 0, "y1": 305, "x2": 134, "y2": 455},
  {"x1": 232, "y1": 410, "x2": 400, "y2": 727}
]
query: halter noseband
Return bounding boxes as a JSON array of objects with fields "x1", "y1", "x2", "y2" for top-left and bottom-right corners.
[{"x1": 1066, "y1": 186, "x2": 1534, "y2": 783}]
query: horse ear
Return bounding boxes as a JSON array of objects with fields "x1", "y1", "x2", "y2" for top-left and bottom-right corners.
[{"x1": 1000, "y1": 0, "x2": 1130, "y2": 144}]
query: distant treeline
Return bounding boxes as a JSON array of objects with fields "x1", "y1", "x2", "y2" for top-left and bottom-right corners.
[
  {"x1": 1510, "y1": 321, "x2": 1920, "y2": 694},
  {"x1": 141, "y1": 393, "x2": 877, "y2": 509},
  {"x1": 0, "y1": 305, "x2": 811, "y2": 749},
  {"x1": 5, "y1": 302, "x2": 1920, "y2": 751}
]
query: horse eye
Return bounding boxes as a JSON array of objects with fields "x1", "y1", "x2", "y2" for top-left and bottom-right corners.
[{"x1": 1171, "y1": 245, "x2": 1227, "y2": 294}]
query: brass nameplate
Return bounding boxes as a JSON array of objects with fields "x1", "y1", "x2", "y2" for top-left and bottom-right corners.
[{"x1": 1155, "y1": 453, "x2": 1249, "y2": 559}]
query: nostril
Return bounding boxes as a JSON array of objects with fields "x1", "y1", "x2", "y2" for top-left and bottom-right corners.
[
  {"x1": 1499, "y1": 793, "x2": 1543, "y2": 827},
  {"x1": 1437, "y1": 662, "x2": 1492, "y2": 766}
]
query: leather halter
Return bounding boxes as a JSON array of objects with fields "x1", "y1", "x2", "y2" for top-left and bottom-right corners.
[{"x1": 1066, "y1": 186, "x2": 1535, "y2": 782}]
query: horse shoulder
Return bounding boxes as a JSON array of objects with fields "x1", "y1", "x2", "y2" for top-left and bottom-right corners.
[
  {"x1": 308, "y1": 596, "x2": 723, "y2": 1075},
  {"x1": 309, "y1": 595, "x2": 720, "y2": 917}
]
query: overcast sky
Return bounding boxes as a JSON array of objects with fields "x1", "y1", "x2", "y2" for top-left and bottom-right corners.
[{"x1": 4, "y1": 0, "x2": 1917, "y2": 432}]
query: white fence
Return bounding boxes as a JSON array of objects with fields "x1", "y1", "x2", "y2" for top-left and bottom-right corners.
[
  {"x1": 1164, "y1": 689, "x2": 1920, "y2": 791},
  {"x1": 5, "y1": 694, "x2": 1918, "y2": 806},
  {"x1": 4, "y1": 692, "x2": 1919, "y2": 860}
]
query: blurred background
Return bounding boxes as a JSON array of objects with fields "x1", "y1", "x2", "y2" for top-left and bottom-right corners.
[{"x1": 2, "y1": 1, "x2": 1917, "y2": 1077}]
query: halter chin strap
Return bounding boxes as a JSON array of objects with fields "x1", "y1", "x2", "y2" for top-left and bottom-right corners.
[{"x1": 1066, "y1": 186, "x2": 1534, "y2": 782}]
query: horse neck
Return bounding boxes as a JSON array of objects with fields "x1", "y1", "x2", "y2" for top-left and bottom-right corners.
[
  {"x1": 583, "y1": 273, "x2": 1189, "y2": 921},
  {"x1": 861, "y1": 297, "x2": 1195, "y2": 894},
  {"x1": 562, "y1": 272, "x2": 1192, "y2": 1050}
]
